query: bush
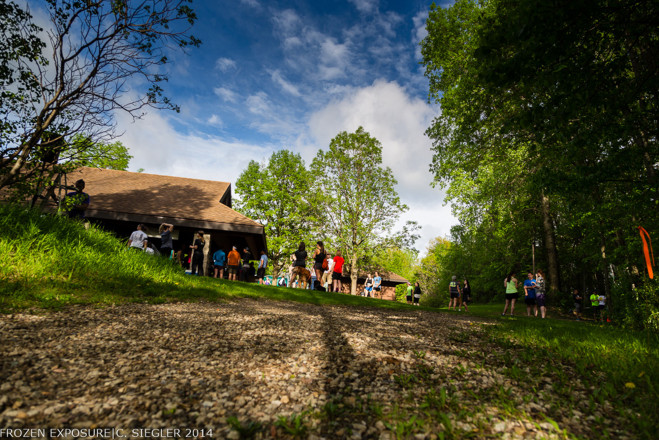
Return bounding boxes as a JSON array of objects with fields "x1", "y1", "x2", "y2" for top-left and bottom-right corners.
[{"x1": 419, "y1": 292, "x2": 446, "y2": 308}]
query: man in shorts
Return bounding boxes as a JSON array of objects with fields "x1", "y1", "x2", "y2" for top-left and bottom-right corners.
[
  {"x1": 523, "y1": 272, "x2": 537, "y2": 317},
  {"x1": 573, "y1": 288, "x2": 583, "y2": 320},
  {"x1": 406, "y1": 282, "x2": 413, "y2": 304},
  {"x1": 213, "y1": 248, "x2": 226, "y2": 279},
  {"x1": 257, "y1": 249, "x2": 268, "y2": 284},
  {"x1": 590, "y1": 290, "x2": 599, "y2": 320},
  {"x1": 226, "y1": 246, "x2": 241, "y2": 281}
]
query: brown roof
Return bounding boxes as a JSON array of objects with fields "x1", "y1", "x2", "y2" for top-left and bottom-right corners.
[{"x1": 66, "y1": 167, "x2": 263, "y2": 234}]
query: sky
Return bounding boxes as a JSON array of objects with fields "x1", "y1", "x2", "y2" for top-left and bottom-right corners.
[{"x1": 36, "y1": 0, "x2": 458, "y2": 255}]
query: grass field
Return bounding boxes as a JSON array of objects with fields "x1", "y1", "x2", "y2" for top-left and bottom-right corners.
[{"x1": 1, "y1": 204, "x2": 658, "y2": 438}]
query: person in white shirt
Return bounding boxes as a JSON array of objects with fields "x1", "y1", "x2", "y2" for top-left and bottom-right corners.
[
  {"x1": 322, "y1": 252, "x2": 335, "y2": 290},
  {"x1": 127, "y1": 224, "x2": 148, "y2": 250}
]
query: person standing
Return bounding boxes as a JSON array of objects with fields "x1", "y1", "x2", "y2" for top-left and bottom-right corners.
[
  {"x1": 322, "y1": 252, "x2": 335, "y2": 290},
  {"x1": 159, "y1": 223, "x2": 174, "y2": 258},
  {"x1": 449, "y1": 276, "x2": 461, "y2": 311},
  {"x1": 364, "y1": 273, "x2": 374, "y2": 297},
  {"x1": 373, "y1": 272, "x2": 382, "y2": 298},
  {"x1": 257, "y1": 250, "x2": 268, "y2": 284},
  {"x1": 213, "y1": 248, "x2": 226, "y2": 279},
  {"x1": 64, "y1": 179, "x2": 90, "y2": 219},
  {"x1": 461, "y1": 278, "x2": 471, "y2": 312},
  {"x1": 573, "y1": 288, "x2": 584, "y2": 321},
  {"x1": 227, "y1": 246, "x2": 241, "y2": 281},
  {"x1": 290, "y1": 242, "x2": 308, "y2": 288},
  {"x1": 413, "y1": 282, "x2": 422, "y2": 306},
  {"x1": 589, "y1": 290, "x2": 599, "y2": 320},
  {"x1": 523, "y1": 272, "x2": 537, "y2": 317},
  {"x1": 535, "y1": 270, "x2": 547, "y2": 318},
  {"x1": 502, "y1": 273, "x2": 518, "y2": 316},
  {"x1": 240, "y1": 247, "x2": 253, "y2": 282},
  {"x1": 190, "y1": 231, "x2": 205, "y2": 276},
  {"x1": 313, "y1": 241, "x2": 326, "y2": 285},
  {"x1": 332, "y1": 250, "x2": 345, "y2": 293},
  {"x1": 406, "y1": 282, "x2": 414, "y2": 304},
  {"x1": 127, "y1": 224, "x2": 148, "y2": 251}
]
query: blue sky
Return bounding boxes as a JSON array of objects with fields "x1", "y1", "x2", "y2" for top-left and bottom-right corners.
[{"x1": 33, "y1": 0, "x2": 457, "y2": 253}]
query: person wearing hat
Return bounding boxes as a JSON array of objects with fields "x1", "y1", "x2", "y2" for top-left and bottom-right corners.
[
  {"x1": 64, "y1": 179, "x2": 89, "y2": 219},
  {"x1": 227, "y1": 246, "x2": 241, "y2": 281}
]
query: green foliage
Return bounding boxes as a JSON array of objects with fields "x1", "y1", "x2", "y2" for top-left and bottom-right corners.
[
  {"x1": 234, "y1": 150, "x2": 314, "y2": 278},
  {"x1": 310, "y1": 127, "x2": 418, "y2": 294},
  {"x1": 420, "y1": 0, "x2": 659, "y2": 326}
]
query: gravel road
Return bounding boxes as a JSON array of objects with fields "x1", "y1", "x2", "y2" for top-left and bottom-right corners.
[{"x1": 0, "y1": 300, "x2": 630, "y2": 439}]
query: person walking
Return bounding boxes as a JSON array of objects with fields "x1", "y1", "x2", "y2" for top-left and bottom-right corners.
[
  {"x1": 332, "y1": 250, "x2": 345, "y2": 293},
  {"x1": 461, "y1": 278, "x2": 471, "y2": 312},
  {"x1": 227, "y1": 246, "x2": 241, "y2": 281},
  {"x1": 190, "y1": 231, "x2": 205, "y2": 276},
  {"x1": 413, "y1": 282, "x2": 422, "y2": 306},
  {"x1": 502, "y1": 273, "x2": 518, "y2": 316},
  {"x1": 598, "y1": 291, "x2": 607, "y2": 322},
  {"x1": 159, "y1": 223, "x2": 174, "y2": 258},
  {"x1": 213, "y1": 248, "x2": 226, "y2": 279},
  {"x1": 523, "y1": 272, "x2": 537, "y2": 317},
  {"x1": 535, "y1": 270, "x2": 547, "y2": 318},
  {"x1": 449, "y1": 276, "x2": 461, "y2": 311},
  {"x1": 589, "y1": 289, "x2": 599, "y2": 320}
]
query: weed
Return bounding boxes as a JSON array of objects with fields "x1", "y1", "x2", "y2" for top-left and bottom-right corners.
[
  {"x1": 226, "y1": 416, "x2": 262, "y2": 439},
  {"x1": 275, "y1": 413, "x2": 308, "y2": 437}
]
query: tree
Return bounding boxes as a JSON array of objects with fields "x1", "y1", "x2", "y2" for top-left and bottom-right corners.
[
  {"x1": 310, "y1": 127, "x2": 418, "y2": 295},
  {"x1": 0, "y1": 0, "x2": 200, "y2": 197},
  {"x1": 234, "y1": 150, "x2": 314, "y2": 279}
]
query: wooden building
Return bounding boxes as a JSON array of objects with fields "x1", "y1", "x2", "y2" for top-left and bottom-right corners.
[{"x1": 64, "y1": 167, "x2": 265, "y2": 275}]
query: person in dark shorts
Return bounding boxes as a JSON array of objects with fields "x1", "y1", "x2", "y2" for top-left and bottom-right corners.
[
  {"x1": 226, "y1": 246, "x2": 241, "y2": 281},
  {"x1": 332, "y1": 250, "x2": 344, "y2": 293},
  {"x1": 573, "y1": 288, "x2": 583, "y2": 321},
  {"x1": 189, "y1": 231, "x2": 205, "y2": 276},
  {"x1": 502, "y1": 272, "x2": 519, "y2": 316},
  {"x1": 240, "y1": 247, "x2": 253, "y2": 282},
  {"x1": 313, "y1": 241, "x2": 326, "y2": 284},
  {"x1": 449, "y1": 276, "x2": 461, "y2": 310},
  {"x1": 535, "y1": 269, "x2": 547, "y2": 318},
  {"x1": 523, "y1": 272, "x2": 537, "y2": 317},
  {"x1": 406, "y1": 282, "x2": 413, "y2": 304}
]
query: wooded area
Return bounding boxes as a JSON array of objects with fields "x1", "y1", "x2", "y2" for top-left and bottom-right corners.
[{"x1": 419, "y1": 0, "x2": 658, "y2": 329}]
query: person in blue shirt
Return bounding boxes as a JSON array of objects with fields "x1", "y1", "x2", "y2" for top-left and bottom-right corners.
[
  {"x1": 523, "y1": 272, "x2": 538, "y2": 317},
  {"x1": 213, "y1": 248, "x2": 226, "y2": 279},
  {"x1": 257, "y1": 250, "x2": 268, "y2": 284}
]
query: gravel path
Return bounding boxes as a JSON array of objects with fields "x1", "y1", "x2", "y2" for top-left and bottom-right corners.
[{"x1": 0, "y1": 300, "x2": 630, "y2": 439}]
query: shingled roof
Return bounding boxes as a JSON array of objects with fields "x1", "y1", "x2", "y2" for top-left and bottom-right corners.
[{"x1": 66, "y1": 167, "x2": 263, "y2": 234}]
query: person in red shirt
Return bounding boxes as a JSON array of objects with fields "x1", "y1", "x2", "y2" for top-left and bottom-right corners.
[{"x1": 332, "y1": 250, "x2": 345, "y2": 293}]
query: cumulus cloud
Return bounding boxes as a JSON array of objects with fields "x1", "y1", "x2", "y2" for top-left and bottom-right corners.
[{"x1": 348, "y1": 0, "x2": 379, "y2": 14}]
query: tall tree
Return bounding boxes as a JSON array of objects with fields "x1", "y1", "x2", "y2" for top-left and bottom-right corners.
[
  {"x1": 310, "y1": 127, "x2": 417, "y2": 295},
  {"x1": 234, "y1": 150, "x2": 314, "y2": 279},
  {"x1": 0, "y1": 0, "x2": 200, "y2": 197}
]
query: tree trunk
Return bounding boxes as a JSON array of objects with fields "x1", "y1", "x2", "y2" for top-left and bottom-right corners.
[
  {"x1": 350, "y1": 255, "x2": 358, "y2": 295},
  {"x1": 541, "y1": 193, "x2": 560, "y2": 296}
]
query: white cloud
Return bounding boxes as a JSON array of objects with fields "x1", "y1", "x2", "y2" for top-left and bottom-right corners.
[
  {"x1": 207, "y1": 114, "x2": 222, "y2": 126},
  {"x1": 348, "y1": 0, "x2": 379, "y2": 14},
  {"x1": 240, "y1": 0, "x2": 260, "y2": 8},
  {"x1": 215, "y1": 57, "x2": 237, "y2": 72},
  {"x1": 246, "y1": 92, "x2": 272, "y2": 115},
  {"x1": 270, "y1": 70, "x2": 301, "y2": 96},
  {"x1": 413, "y1": 10, "x2": 429, "y2": 61},
  {"x1": 213, "y1": 87, "x2": 238, "y2": 103}
]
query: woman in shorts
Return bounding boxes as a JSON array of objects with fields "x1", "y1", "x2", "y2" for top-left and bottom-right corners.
[
  {"x1": 313, "y1": 241, "x2": 326, "y2": 285},
  {"x1": 461, "y1": 278, "x2": 471, "y2": 312},
  {"x1": 502, "y1": 272, "x2": 518, "y2": 316},
  {"x1": 364, "y1": 273, "x2": 373, "y2": 297}
]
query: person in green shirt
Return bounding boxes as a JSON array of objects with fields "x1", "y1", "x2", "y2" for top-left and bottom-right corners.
[
  {"x1": 590, "y1": 290, "x2": 599, "y2": 321},
  {"x1": 406, "y1": 282, "x2": 414, "y2": 305}
]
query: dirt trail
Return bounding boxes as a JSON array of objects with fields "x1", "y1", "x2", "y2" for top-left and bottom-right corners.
[{"x1": 0, "y1": 300, "x2": 630, "y2": 439}]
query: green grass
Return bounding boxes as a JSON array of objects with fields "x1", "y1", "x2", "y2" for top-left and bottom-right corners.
[{"x1": 2, "y1": 205, "x2": 658, "y2": 438}]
